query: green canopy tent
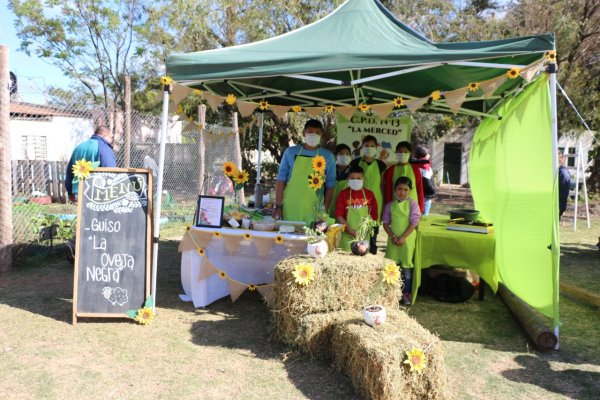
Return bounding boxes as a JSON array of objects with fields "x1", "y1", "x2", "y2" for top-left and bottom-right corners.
[{"x1": 154, "y1": 0, "x2": 560, "y2": 343}]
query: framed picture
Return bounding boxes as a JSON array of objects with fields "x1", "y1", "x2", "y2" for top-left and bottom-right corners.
[{"x1": 195, "y1": 196, "x2": 225, "y2": 228}]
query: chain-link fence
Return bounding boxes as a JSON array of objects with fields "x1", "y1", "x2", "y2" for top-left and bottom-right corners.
[{"x1": 9, "y1": 99, "x2": 240, "y2": 260}]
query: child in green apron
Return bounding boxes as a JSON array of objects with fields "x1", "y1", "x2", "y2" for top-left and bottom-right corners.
[
  {"x1": 334, "y1": 165, "x2": 379, "y2": 251},
  {"x1": 382, "y1": 176, "x2": 421, "y2": 305}
]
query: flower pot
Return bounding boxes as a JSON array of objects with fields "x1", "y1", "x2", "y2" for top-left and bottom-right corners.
[
  {"x1": 363, "y1": 305, "x2": 386, "y2": 327},
  {"x1": 350, "y1": 240, "x2": 369, "y2": 256},
  {"x1": 306, "y1": 240, "x2": 328, "y2": 258}
]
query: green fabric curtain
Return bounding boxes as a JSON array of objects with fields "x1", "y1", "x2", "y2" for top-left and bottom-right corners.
[{"x1": 470, "y1": 74, "x2": 559, "y2": 323}]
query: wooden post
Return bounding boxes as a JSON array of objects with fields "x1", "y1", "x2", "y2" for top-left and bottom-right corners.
[
  {"x1": 198, "y1": 104, "x2": 206, "y2": 195},
  {"x1": 124, "y1": 76, "x2": 131, "y2": 167},
  {"x1": 0, "y1": 45, "x2": 13, "y2": 272},
  {"x1": 232, "y1": 112, "x2": 245, "y2": 204}
]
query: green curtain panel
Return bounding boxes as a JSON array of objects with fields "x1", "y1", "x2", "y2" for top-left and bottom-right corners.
[{"x1": 470, "y1": 74, "x2": 559, "y2": 323}]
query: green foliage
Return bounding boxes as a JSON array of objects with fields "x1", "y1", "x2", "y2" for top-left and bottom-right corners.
[
  {"x1": 30, "y1": 214, "x2": 76, "y2": 243},
  {"x1": 303, "y1": 226, "x2": 327, "y2": 244},
  {"x1": 350, "y1": 215, "x2": 378, "y2": 243}
]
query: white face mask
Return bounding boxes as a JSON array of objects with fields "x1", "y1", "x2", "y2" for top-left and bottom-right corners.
[
  {"x1": 361, "y1": 147, "x2": 377, "y2": 157},
  {"x1": 336, "y1": 154, "x2": 351, "y2": 166},
  {"x1": 304, "y1": 133, "x2": 321, "y2": 147},
  {"x1": 396, "y1": 152, "x2": 410, "y2": 163},
  {"x1": 348, "y1": 179, "x2": 364, "y2": 191}
]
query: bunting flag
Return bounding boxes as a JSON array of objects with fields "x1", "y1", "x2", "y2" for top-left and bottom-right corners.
[
  {"x1": 270, "y1": 105, "x2": 290, "y2": 119},
  {"x1": 520, "y1": 60, "x2": 544, "y2": 83},
  {"x1": 204, "y1": 92, "x2": 224, "y2": 111},
  {"x1": 222, "y1": 234, "x2": 243, "y2": 255},
  {"x1": 257, "y1": 285, "x2": 275, "y2": 307},
  {"x1": 237, "y1": 100, "x2": 258, "y2": 117},
  {"x1": 253, "y1": 236, "x2": 275, "y2": 258},
  {"x1": 444, "y1": 87, "x2": 470, "y2": 115},
  {"x1": 228, "y1": 280, "x2": 248, "y2": 302},
  {"x1": 405, "y1": 97, "x2": 429, "y2": 113},
  {"x1": 370, "y1": 102, "x2": 395, "y2": 118},
  {"x1": 336, "y1": 106, "x2": 356, "y2": 120},
  {"x1": 178, "y1": 230, "x2": 212, "y2": 252},
  {"x1": 198, "y1": 257, "x2": 220, "y2": 281},
  {"x1": 285, "y1": 240, "x2": 306, "y2": 255},
  {"x1": 480, "y1": 76, "x2": 506, "y2": 99},
  {"x1": 169, "y1": 83, "x2": 193, "y2": 113},
  {"x1": 182, "y1": 121, "x2": 199, "y2": 133},
  {"x1": 304, "y1": 106, "x2": 322, "y2": 118}
]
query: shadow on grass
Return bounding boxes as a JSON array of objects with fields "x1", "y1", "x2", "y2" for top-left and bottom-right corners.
[{"x1": 502, "y1": 354, "x2": 600, "y2": 399}]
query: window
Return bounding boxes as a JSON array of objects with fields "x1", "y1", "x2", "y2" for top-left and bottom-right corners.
[{"x1": 20, "y1": 135, "x2": 47, "y2": 160}]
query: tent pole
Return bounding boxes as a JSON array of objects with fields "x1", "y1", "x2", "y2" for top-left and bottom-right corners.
[
  {"x1": 549, "y1": 66, "x2": 560, "y2": 349},
  {"x1": 578, "y1": 140, "x2": 591, "y2": 228},
  {"x1": 256, "y1": 112, "x2": 265, "y2": 184},
  {"x1": 151, "y1": 85, "x2": 170, "y2": 313},
  {"x1": 574, "y1": 145, "x2": 580, "y2": 231}
]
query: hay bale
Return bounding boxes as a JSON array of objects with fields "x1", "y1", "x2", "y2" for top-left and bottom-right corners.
[
  {"x1": 331, "y1": 309, "x2": 447, "y2": 400},
  {"x1": 272, "y1": 252, "x2": 402, "y2": 345}
]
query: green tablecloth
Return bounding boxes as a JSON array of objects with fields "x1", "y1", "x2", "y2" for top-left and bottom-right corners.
[{"x1": 413, "y1": 215, "x2": 498, "y2": 302}]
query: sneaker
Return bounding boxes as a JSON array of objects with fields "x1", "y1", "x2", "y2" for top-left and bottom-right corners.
[{"x1": 401, "y1": 293, "x2": 412, "y2": 305}]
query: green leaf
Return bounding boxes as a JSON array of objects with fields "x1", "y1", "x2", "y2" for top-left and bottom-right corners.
[
  {"x1": 126, "y1": 310, "x2": 137, "y2": 319},
  {"x1": 144, "y1": 295, "x2": 154, "y2": 308},
  {"x1": 91, "y1": 161, "x2": 100, "y2": 169}
]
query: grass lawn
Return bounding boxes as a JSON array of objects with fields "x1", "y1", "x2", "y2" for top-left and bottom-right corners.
[{"x1": 1, "y1": 197, "x2": 599, "y2": 399}]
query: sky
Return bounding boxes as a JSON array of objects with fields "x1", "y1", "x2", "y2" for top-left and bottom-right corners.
[{"x1": 0, "y1": 0, "x2": 72, "y2": 104}]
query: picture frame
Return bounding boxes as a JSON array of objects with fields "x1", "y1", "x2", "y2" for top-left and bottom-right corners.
[{"x1": 195, "y1": 195, "x2": 225, "y2": 228}]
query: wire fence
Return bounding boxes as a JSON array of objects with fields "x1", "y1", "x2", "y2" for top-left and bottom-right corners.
[{"x1": 9, "y1": 100, "x2": 240, "y2": 260}]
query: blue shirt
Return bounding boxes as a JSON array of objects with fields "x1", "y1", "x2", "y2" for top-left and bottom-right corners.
[
  {"x1": 277, "y1": 145, "x2": 336, "y2": 189},
  {"x1": 65, "y1": 135, "x2": 117, "y2": 195}
]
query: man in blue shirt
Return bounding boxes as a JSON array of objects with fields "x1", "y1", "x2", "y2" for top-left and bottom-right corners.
[{"x1": 273, "y1": 119, "x2": 335, "y2": 222}]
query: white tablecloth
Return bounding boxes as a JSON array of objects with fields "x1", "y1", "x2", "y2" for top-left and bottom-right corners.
[{"x1": 180, "y1": 227, "x2": 306, "y2": 307}]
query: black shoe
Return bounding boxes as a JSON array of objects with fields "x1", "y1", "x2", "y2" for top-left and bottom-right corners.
[{"x1": 65, "y1": 242, "x2": 75, "y2": 265}]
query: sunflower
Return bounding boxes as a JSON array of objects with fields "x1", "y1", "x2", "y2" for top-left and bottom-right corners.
[
  {"x1": 308, "y1": 173, "x2": 325, "y2": 190},
  {"x1": 160, "y1": 76, "x2": 173, "y2": 86},
  {"x1": 323, "y1": 104, "x2": 335, "y2": 113},
  {"x1": 219, "y1": 271, "x2": 227, "y2": 279},
  {"x1": 134, "y1": 307, "x2": 154, "y2": 325},
  {"x1": 212, "y1": 231, "x2": 222, "y2": 238},
  {"x1": 72, "y1": 159, "x2": 93, "y2": 180},
  {"x1": 244, "y1": 233, "x2": 252, "y2": 240},
  {"x1": 259, "y1": 100, "x2": 270, "y2": 111},
  {"x1": 188, "y1": 116, "x2": 194, "y2": 122},
  {"x1": 197, "y1": 247, "x2": 205, "y2": 256},
  {"x1": 225, "y1": 93, "x2": 237, "y2": 105},
  {"x1": 358, "y1": 103, "x2": 370, "y2": 112},
  {"x1": 223, "y1": 162, "x2": 237, "y2": 177},
  {"x1": 248, "y1": 284, "x2": 257, "y2": 291},
  {"x1": 393, "y1": 96, "x2": 405, "y2": 108},
  {"x1": 274, "y1": 235, "x2": 284, "y2": 244},
  {"x1": 176, "y1": 105, "x2": 184, "y2": 115},
  {"x1": 381, "y1": 262, "x2": 400, "y2": 285},
  {"x1": 468, "y1": 82, "x2": 480, "y2": 92},
  {"x1": 292, "y1": 263, "x2": 315, "y2": 286},
  {"x1": 404, "y1": 347, "x2": 427, "y2": 374},
  {"x1": 545, "y1": 50, "x2": 556, "y2": 62},
  {"x1": 312, "y1": 155, "x2": 326, "y2": 174},
  {"x1": 507, "y1": 67, "x2": 520, "y2": 79},
  {"x1": 193, "y1": 89, "x2": 203, "y2": 96},
  {"x1": 233, "y1": 169, "x2": 249, "y2": 185},
  {"x1": 291, "y1": 105, "x2": 302, "y2": 113},
  {"x1": 186, "y1": 226, "x2": 191, "y2": 231},
  {"x1": 430, "y1": 90, "x2": 442, "y2": 101}
]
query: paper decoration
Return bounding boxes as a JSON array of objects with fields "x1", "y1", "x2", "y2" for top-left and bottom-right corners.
[
  {"x1": 370, "y1": 102, "x2": 395, "y2": 118},
  {"x1": 198, "y1": 258, "x2": 220, "y2": 281},
  {"x1": 236, "y1": 100, "x2": 258, "y2": 117},
  {"x1": 170, "y1": 83, "x2": 193, "y2": 110},
  {"x1": 285, "y1": 240, "x2": 306, "y2": 255},
  {"x1": 444, "y1": 87, "x2": 470, "y2": 115},
  {"x1": 405, "y1": 97, "x2": 429, "y2": 113},
  {"x1": 228, "y1": 280, "x2": 248, "y2": 302},
  {"x1": 480, "y1": 76, "x2": 506, "y2": 99},
  {"x1": 270, "y1": 105, "x2": 289, "y2": 119},
  {"x1": 253, "y1": 236, "x2": 275, "y2": 258},
  {"x1": 178, "y1": 230, "x2": 213, "y2": 252},
  {"x1": 336, "y1": 106, "x2": 356, "y2": 120},
  {"x1": 257, "y1": 285, "x2": 275, "y2": 307},
  {"x1": 520, "y1": 60, "x2": 544, "y2": 83},
  {"x1": 204, "y1": 92, "x2": 224, "y2": 111},
  {"x1": 304, "y1": 106, "x2": 322, "y2": 118},
  {"x1": 222, "y1": 234, "x2": 243, "y2": 255}
]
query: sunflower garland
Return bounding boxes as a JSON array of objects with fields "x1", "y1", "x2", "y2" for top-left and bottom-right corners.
[
  {"x1": 507, "y1": 67, "x2": 520, "y2": 79},
  {"x1": 393, "y1": 96, "x2": 405, "y2": 108},
  {"x1": 193, "y1": 89, "x2": 203, "y2": 96},
  {"x1": 244, "y1": 233, "x2": 252, "y2": 240},
  {"x1": 248, "y1": 284, "x2": 257, "y2": 291},
  {"x1": 259, "y1": 100, "x2": 270, "y2": 111},
  {"x1": 545, "y1": 50, "x2": 556, "y2": 63},
  {"x1": 197, "y1": 247, "x2": 205, "y2": 256},
  {"x1": 274, "y1": 235, "x2": 284, "y2": 244},
  {"x1": 219, "y1": 271, "x2": 228, "y2": 279},
  {"x1": 292, "y1": 263, "x2": 315, "y2": 286},
  {"x1": 404, "y1": 347, "x2": 427, "y2": 374},
  {"x1": 291, "y1": 105, "x2": 303, "y2": 113},
  {"x1": 323, "y1": 104, "x2": 335, "y2": 113},
  {"x1": 430, "y1": 90, "x2": 442, "y2": 101},
  {"x1": 213, "y1": 231, "x2": 222, "y2": 238},
  {"x1": 358, "y1": 103, "x2": 370, "y2": 112},
  {"x1": 468, "y1": 82, "x2": 480, "y2": 92},
  {"x1": 225, "y1": 94, "x2": 237, "y2": 105}
]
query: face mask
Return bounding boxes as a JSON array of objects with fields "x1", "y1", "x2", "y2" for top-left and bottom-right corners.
[
  {"x1": 362, "y1": 147, "x2": 377, "y2": 157},
  {"x1": 348, "y1": 179, "x2": 364, "y2": 191},
  {"x1": 336, "y1": 154, "x2": 351, "y2": 166},
  {"x1": 304, "y1": 133, "x2": 321, "y2": 147},
  {"x1": 396, "y1": 152, "x2": 410, "y2": 163}
]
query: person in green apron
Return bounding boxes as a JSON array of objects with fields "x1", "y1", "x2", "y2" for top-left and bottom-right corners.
[
  {"x1": 347, "y1": 135, "x2": 386, "y2": 254},
  {"x1": 382, "y1": 141, "x2": 425, "y2": 214},
  {"x1": 382, "y1": 176, "x2": 422, "y2": 305},
  {"x1": 334, "y1": 165, "x2": 379, "y2": 251},
  {"x1": 274, "y1": 119, "x2": 336, "y2": 223},
  {"x1": 327, "y1": 143, "x2": 352, "y2": 218}
]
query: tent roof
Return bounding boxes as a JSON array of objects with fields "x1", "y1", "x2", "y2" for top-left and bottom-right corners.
[{"x1": 166, "y1": 0, "x2": 554, "y2": 116}]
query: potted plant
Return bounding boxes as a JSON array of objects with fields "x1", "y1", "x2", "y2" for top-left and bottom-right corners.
[
  {"x1": 350, "y1": 216, "x2": 378, "y2": 256},
  {"x1": 363, "y1": 304, "x2": 386, "y2": 327},
  {"x1": 303, "y1": 226, "x2": 328, "y2": 258}
]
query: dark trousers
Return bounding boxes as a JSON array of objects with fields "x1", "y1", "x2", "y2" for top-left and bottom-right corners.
[{"x1": 369, "y1": 226, "x2": 379, "y2": 254}]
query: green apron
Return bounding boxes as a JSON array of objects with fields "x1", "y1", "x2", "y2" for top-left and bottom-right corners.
[
  {"x1": 384, "y1": 199, "x2": 416, "y2": 268},
  {"x1": 392, "y1": 164, "x2": 418, "y2": 206},
  {"x1": 339, "y1": 189, "x2": 369, "y2": 251},
  {"x1": 359, "y1": 159, "x2": 383, "y2": 221},
  {"x1": 328, "y1": 179, "x2": 349, "y2": 218},
  {"x1": 283, "y1": 148, "x2": 320, "y2": 222}
]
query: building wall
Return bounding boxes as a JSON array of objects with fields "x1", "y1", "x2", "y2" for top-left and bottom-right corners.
[{"x1": 430, "y1": 130, "x2": 474, "y2": 186}]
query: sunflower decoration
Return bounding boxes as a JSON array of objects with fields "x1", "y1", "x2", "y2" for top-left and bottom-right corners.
[
  {"x1": 291, "y1": 105, "x2": 303, "y2": 113},
  {"x1": 244, "y1": 233, "x2": 252, "y2": 241},
  {"x1": 225, "y1": 93, "x2": 237, "y2": 106},
  {"x1": 176, "y1": 105, "x2": 184, "y2": 115},
  {"x1": 186, "y1": 226, "x2": 191, "y2": 231},
  {"x1": 193, "y1": 89, "x2": 203, "y2": 96},
  {"x1": 545, "y1": 50, "x2": 557, "y2": 63},
  {"x1": 292, "y1": 263, "x2": 315, "y2": 286},
  {"x1": 468, "y1": 82, "x2": 480, "y2": 92},
  {"x1": 134, "y1": 307, "x2": 154, "y2": 325},
  {"x1": 196, "y1": 247, "x2": 205, "y2": 256},
  {"x1": 259, "y1": 99, "x2": 270, "y2": 111},
  {"x1": 274, "y1": 235, "x2": 284, "y2": 244},
  {"x1": 72, "y1": 159, "x2": 95, "y2": 181},
  {"x1": 223, "y1": 162, "x2": 237, "y2": 177},
  {"x1": 219, "y1": 271, "x2": 228, "y2": 280},
  {"x1": 233, "y1": 169, "x2": 250, "y2": 188},
  {"x1": 430, "y1": 90, "x2": 442, "y2": 101},
  {"x1": 308, "y1": 172, "x2": 325, "y2": 190},
  {"x1": 212, "y1": 231, "x2": 222, "y2": 238},
  {"x1": 248, "y1": 284, "x2": 257, "y2": 291},
  {"x1": 323, "y1": 104, "x2": 335, "y2": 113},
  {"x1": 160, "y1": 75, "x2": 173, "y2": 86},
  {"x1": 393, "y1": 96, "x2": 405, "y2": 108},
  {"x1": 381, "y1": 261, "x2": 400, "y2": 286},
  {"x1": 404, "y1": 347, "x2": 427, "y2": 374},
  {"x1": 358, "y1": 103, "x2": 370, "y2": 112},
  {"x1": 507, "y1": 67, "x2": 521, "y2": 79},
  {"x1": 312, "y1": 155, "x2": 326, "y2": 175}
]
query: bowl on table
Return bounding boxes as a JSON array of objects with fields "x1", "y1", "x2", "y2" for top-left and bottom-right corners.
[
  {"x1": 251, "y1": 220, "x2": 276, "y2": 231},
  {"x1": 448, "y1": 209, "x2": 480, "y2": 222}
]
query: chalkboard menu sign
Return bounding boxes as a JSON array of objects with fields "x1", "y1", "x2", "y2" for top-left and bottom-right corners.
[{"x1": 73, "y1": 168, "x2": 152, "y2": 324}]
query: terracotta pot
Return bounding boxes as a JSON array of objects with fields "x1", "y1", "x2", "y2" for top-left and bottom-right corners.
[
  {"x1": 350, "y1": 240, "x2": 369, "y2": 256},
  {"x1": 363, "y1": 305, "x2": 386, "y2": 327},
  {"x1": 306, "y1": 240, "x2": 328, "y2": 258}
]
